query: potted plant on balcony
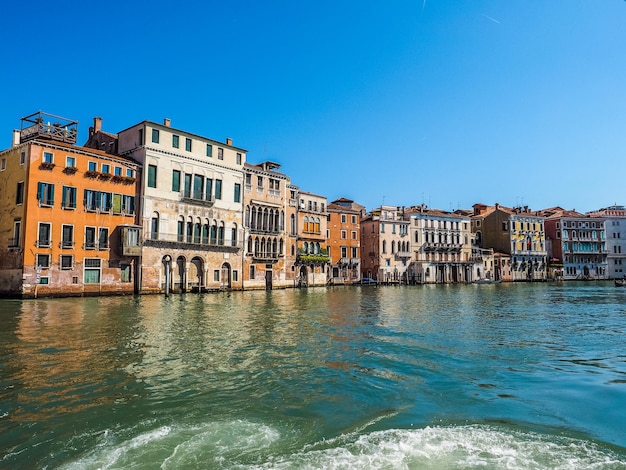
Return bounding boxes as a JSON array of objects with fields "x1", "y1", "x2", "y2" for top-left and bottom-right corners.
[
  {"x1": 39, "y1": 161, "x2": 55, "y2": 170},
  {"x1": 63, "y1": 166, "x2": 78, "y2": 175}
]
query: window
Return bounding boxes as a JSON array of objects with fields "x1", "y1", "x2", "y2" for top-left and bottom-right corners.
[
  {"x1": 60, "y1": 255, "x2": 73, "y2": 270},
  {"x1": 193, "y1": 174, "x2": 204, "y2": 200},
  {"x1": 205, "y1": 178, "x2": 213, "y2": 201},
  {"x1": 185, "y1": 138, "x2": 192, "y2": 152},
  {"x1": 114, "y1": 166, "x2": 122, "y2": 176},
  {"x1": 10, "y1": 220, "x2": 21, "y2": 249},
  {"x1": 172, "y1": 170, "x2": 181, "y2": 192},
  {"x1": 43, "y1": 151, "x2": 54, "y2": 163},
  {"x1": 257, "y1": 176, "x2": 264, "y2": 188},
  {"x1": 341, "y1": 230, "x2": 347, "y2": 239},
  {"x1": 84, "y1": 258, "x2": 102, "y2": 284},
  {"x1": 38, "y1": 223, "x2": 51, "y2": 247},
  {"x1": 236, "y1": 153, "x2": 242, "y2": 164},
  {"x1": 250, "y1": 265, "x2": 255, "y2": 279},
  {"x1": 148, "y1": 165, "x2": 157, "y2": 188},
  {"x1": 126, "y1": 168, "x2": 134, "y2": 178},
  {"x1": 85, "y1": 227, "x2": 97, "y2": 249},
  {"x1": 352, "y1": 247, "x2": 358, "y2": 258},
  {"x1": 98, "y1": 228, "x2": 109, "y2": 249},
  {"x1": 122, "y1": 195, "x2": 135, "y2": 214},
  {"x1": 183, "y1": 173, "x2": 192, "y2": 198},
  {"x1": 36, "y1": 254, "x2": 50, "y2": 268},
  {"x1": 231, "y1": 226, "x2": 238, "y2": 246},
  {"x1": 218, "y1": 147, "x2": 224, "y2": 160},
  {"x1": 232, "y1": 270, "x2": 238, "y2": 282},
  {"x1": 380, "y1": 223, "x2": 385, "y2": 233},
  {"x1": 215, "y1": 179, "x2": 222, "y2": 200},
  {"x1": 16, "y1": 181, "x2": 24, "y2": 204},
  {"x1": 177, "y1": 218, "x2": 185, "y2": 242},
  {"x1": 101, "y1": 163, "x2": 110, "y2": 174},
  {"x1": 62, "y1": 186, "x2": 77, "y2": 209},
  {"x1": 121, "y1": 264, "x2": 131, "y2": 282},
  {"x1": 351, "y1": 215, "x2": 357, "y2": 224},
  {"x1": 151, "y1": 214, "x2": 159, "y2": 240},
  {"x1": 152, "y1": 129, "x2": 160, "y2": 143},
  {"x1": 172, "y1": 134, "x2": 179, "y2": 148},
  {"x1": 138, "y1": 128, "x2": 144, "y2": 145},
  {"x1": 88, "y1": 161, "x2": 97, "y2": 172},
  {"x1": 341, "y1": 214, "x2": 346, "y2": 223},
  {"x1": 234, "y1": 183, "x2": 241, "y2": 203},
  {"x1": 351, "y1": 230, "x2": 357, "y2": 240},
  {"x1": 66, "y1": 156, "x2": 76, "y2": 168},
  {"x1": 214, "y1": 270, "x2": 220, "y2": 281},
  {"x1": 502, "y1": 221, "x2": 509, "y2": 231},
  {"x1": 0, "y1": 158, "x2": 5, "y2": 171},
  {"x1": 20, "y1": 152, "x2": 26, "y2": 165},
  {"x1": 37, "y1": 182, "x2": 55, "y2": 206},
  {"x1": 61, "y1": 225, "x2": 74, "y2": 248},
  {"x1": 206, "y1": 144, "x2": 213, "y2": 157}
]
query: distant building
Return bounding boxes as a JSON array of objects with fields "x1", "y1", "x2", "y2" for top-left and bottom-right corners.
[
  {"x1": 406, "y1": 205, "x2": 473, "y2": 283},
  {"x1": 326, "y1": 197, "x2": 365, "y2": 284},
  {"x1": 360, "y1": 206, "x2": 411, "y2": 283},
  {"x1": 586, "y1": 205, "x2": 626, "y2": 279},
  {"x1": 242, "y1": 161, "x2": 297, "y2": 289},
  {"x1": 117, "y1": 118, "x2": 245, "y2": 293},
  {"x1": 0, "y1": 111, "x2": 141, "y2": 297},
  {"x1": 472, "y1": 203, "x2": 547, "y2": 281}
]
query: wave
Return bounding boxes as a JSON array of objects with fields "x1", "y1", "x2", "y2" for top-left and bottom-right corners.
[{"x1": 59, "y1": 421, "x2": 626, "y2": 470}]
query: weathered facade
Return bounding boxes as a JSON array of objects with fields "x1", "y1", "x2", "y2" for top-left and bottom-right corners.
[
  {"x1": 242, "y1": 161, "x2": 297, "y2": 289},
  {"x1": 117, "y1": 119, "x2": 245, "y2": 293},
  {"x1": 0, "y1": 112, "x2": 141, "y2": 298},
  {"x1": 326, "y1": 197, "x2": 364, "y2": 284}
]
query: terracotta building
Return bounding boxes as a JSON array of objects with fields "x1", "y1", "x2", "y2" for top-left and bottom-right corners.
[
  {"x1": 0, "y1": 112, "x2": 141, "y2": 298},
  {"x1": 295, "y1": 191, "x2": 329, "y2": 287},
  {"x1": 326, "y1": 197, "x2": 365, "y2": 284}
]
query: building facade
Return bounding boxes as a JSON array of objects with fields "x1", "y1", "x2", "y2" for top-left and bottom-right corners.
[
  {"x1": 407, "y1": 205, "x2": 473, "y2": 283},
  {"x1": 326, "y1": 197, "x2": 364, "y2": 284},
  {"x1": 587, "y1": 205, "x2": 626, "y2": 279},
  {"x1": 242, "y1": 161, "x2": 297, "y2": 289},
  {"x1": 472, "y1": 203, "x2": 547, "y2": 281},
  {"x1": 295, "y1": 191, "x2": 329, "y2": 287},
  {"x1": 0, "y1": 112, "x2": 141, "y2": 298},
  {"x1": 117, "y1": 119, "x2": 245, "y2": 293},
  {"x1": 360, "y1": 206, "x2": 411, "y2": 283}
]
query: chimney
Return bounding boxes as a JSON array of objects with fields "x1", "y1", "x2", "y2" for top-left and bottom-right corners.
[
  {"x1": 226, "y1": 137, "x2": 232, "y2": 146},
  {"x1": 94, "y1": 117, "x2": 102, "y2": 133},
  {"x1": 164, "y1": 118, "x2": 171, "y2": 127},
  {"x1": 12, "y1": 130, "x2": 20, "y2": 147}
]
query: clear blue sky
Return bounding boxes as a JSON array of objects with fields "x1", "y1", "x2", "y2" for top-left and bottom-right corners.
[{"x1": 1, "y1": 0, "x2": 625, "y2": 213}]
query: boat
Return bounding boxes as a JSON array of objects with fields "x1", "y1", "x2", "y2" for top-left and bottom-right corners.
[
  {"x1": 474, "y1": 279, "x2": 502, "y2": 284},
  {"x1": 615, "y1": 279, "x2": 626, "y2": 287}
]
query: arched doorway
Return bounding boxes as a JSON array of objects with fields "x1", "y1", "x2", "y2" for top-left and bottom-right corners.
[
  {"x1": 221, "y1": 263, "x2": 231, "y2": 289},
  {"x1": 190, "y1": 256, "x2": 204, "y2": 292},
  {"x1": 298, "y1": 266, "x2": 308, "y2": 287},
  {"x1": 176, "y1": 256, "x2": 186, "y2": 293}
]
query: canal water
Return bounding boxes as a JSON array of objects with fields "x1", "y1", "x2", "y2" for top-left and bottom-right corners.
[{"x1": 1, "y1": 283, "x2": 626, "y2": 469}]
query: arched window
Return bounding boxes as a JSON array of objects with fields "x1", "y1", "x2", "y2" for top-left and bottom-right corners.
[
  {"x1": 315, "y1": 217, "x2": 321, "y2": 233},
  {"x1": 280, "y1": 211, "x2": 285, "y2": 231},
  {"x1": 382, "y1": 240, "x2": 387, "y2": 254},
  {"x1": 150, "y1": 212, "x2": 159, "y2": 240},
  {"x1": 303, "y1": 216, "x2": 309, "y2": 233},
  {"x1": 272, "y1": 238, "x2": 278, "y2": 257},
  {"x1": 247, "y1": 236, "x2": 253, "y2": 253},
  {"x1": 218, "y1": 222, "x2": 225, "y2": 245},
  {"x1": 303, "y1": 241, "x2": 309, "y2": 254},
  {"x1": 231, "y1": 224, "x2": 237, "y2": 247},
  {"x1": 210, "y1": 221, "x2": 217, "y2": 245},
  {"x1": 194, "y1": 218, "x2": 201, "y2": 243},
  {"x1": 261, "y1": 237, "x2": 266, "y2": 256},
  {"x1": 263, "y1": 208, "x2": 269, "y2": 231},
  {"x1": 245, "y1": 206, "x2": 251, "y2": 227},
  {"x1": 202, "y1": 219, "x2": 210, "y2": 244},
  {"x1": 186, "y1": 216, "x2": 193, "y2": 243},
  {"x1": 391, "y1": 240, "x2": 396, "y2": 254},
  {"x1": 279, "y1": 238, "x2": 284, "y2": 255},
  {"x1": 254, "y1": 237, "x2": 260, "y2": 256},
  {"x1": 251, "y1": 207, "x2": 257, "y2": 230},
  {"x1": 315, "y1": 242, "x2": 321, "y2": 254},
  {"x1": 177, "y1": 215, "x2": 185, "y2": 242},
  {"x1": 290, "y1": 214, "x2": 296, "y2": 235}
]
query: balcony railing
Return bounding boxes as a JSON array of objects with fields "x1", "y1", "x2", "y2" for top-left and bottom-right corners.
[{"x1": 179, "y1": 192, "x2": 214, "y2": 207}]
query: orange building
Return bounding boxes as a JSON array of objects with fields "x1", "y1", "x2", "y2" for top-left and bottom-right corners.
[
  {"x1": 0, "y1": 112, "x2": 141, "y2": 298},
  {"x1": 326, "y1": 197, "x2": 365, "y2": 284},
  {"x1": 295, "y1": 191, "x2": 329, "y2": 287}
]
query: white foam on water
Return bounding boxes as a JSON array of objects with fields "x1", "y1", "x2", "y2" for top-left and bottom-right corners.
[{"x1": 58, "y1": 422, "x2": 626, "y2": 470}]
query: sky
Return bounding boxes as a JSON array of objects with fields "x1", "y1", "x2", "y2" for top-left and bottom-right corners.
[{"x1": 1, "y1": 0, "x2": 625, "y2": 213}]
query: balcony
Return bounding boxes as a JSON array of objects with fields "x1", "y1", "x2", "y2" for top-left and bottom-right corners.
[
  {"x1": 143, "y1": 231, "x2": 239, "y2": 253},
  {"x1": 180, "y1": 192, "x2": 214, "y2": 207},
  {"x1": 395, "y1": 251, "x2": 412, "y2": 259},
  {"x1": 60, "y1": 240, "x2": 74, "y2": 249},
  {"x1": 297, "y1": 249, "x2": 330, "y2": 265},
  {"x1": 20, "y1": 111, "x2": 78, "y2": 144},
  {"x1": 251, "y1": 252, "x2": 282, "y2": 263}
]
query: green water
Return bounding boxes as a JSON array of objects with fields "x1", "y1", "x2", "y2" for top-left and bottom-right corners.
[{"x1": 1, "y1": 283, "x2": 626, "y2": 468}]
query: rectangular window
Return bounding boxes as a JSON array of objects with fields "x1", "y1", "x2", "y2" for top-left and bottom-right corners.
[
  {"x1": 218, "y1": 147, "x2": 224, "y2": 160},
  {"x1": 62, "y1": 186, "x2": 77, "y2": 209},
  {"x1": 88, "y1": 161, "x2": 97, "y2": 172},
  {"x1": 214, "y1": 270, "x2": 220, "y2": 281},
  {"x1": 250, "y1": 265, "x2": 255, "y2": 279},
  {"x1": 172, "y1": 170, "x2": 181, "y2": 192},
  {"x1": 112, "y1": 194, "x2": 122, "y2": 214},
  {"x1": 20, "y1": 152, "x2": 26, "y2": 165},
  {"x1": 84, "y1": 190, "x2": 97, "y2": 211},
  {"x1": 85, "y1": 227, "x2": 97, "y2": 249},
  {"x1": 38, "y1": 223, "x2": 51, "y2": 247},
  {"x1": 43, "y1": 151, "x2": 54, "y2": 163},
  {"x1": 121, "y1": 264, "x2": 131, "y2": 282},
  {"x1": 122, "y1": 195, "x2": 135, "y2": 214},
  {"x1": 193, "y1": 174, "x2": 204, "y2": 199},
  {"x1": 1, "y1": 157, "x2": 6, "y2": 170},
  {"x1": 84, "y1": 258, "x2": 102, "y2": 284},
  {"x1": 148, "y1": 165, "x2": 157, "y2": 188},
  {"x1": 184, "y1": 173, "x2": 192, "y2": 198},
  {"x1": 114, "y1": 166, "x2": 122, "y2": 176},
  {"x1": 152, "y1": 129, "x2": 160, "y2": 143},
  {"x1": 231, "y1": 226, "x2": 237, "y2": 246},
  {"x1": 236, "y1": 153, "x2": 242, "y2": 164},
  {"x1": 60, "y1": 255, "x2": 73, "y2": 270},
  {"x1": 206, "y1": 144, "x2": 213, "y2": 157},
  {"x1": 138, "y1": 128, "x2": 144, "y2": 145},
  {"x1": 37, "y1": 182, "x2": 55, "y2": 206},
  {"x1": 206, "y1": 178, "x2": 213, "y2": 201},
  {"x1": 172, "y1": 134, "x2": 179, "y2": 148},
  {"x1": 341, "y1": 214, "x2": 346, "y2": 223},
  {"x1": 341, "y1": 230, "x2": 347, "y2": 239},
  {"x1": 61, "y1": 225, "x2": 74, "y2": 248},
  {"x1": 341, "y1": 246, "x2": 348, "y2": 258},
  {"x1": 101, "y1": 163, "x2": 110, "y2": 174},
  {"x1": 10, "y1": 220, "x2": 21, "y2": 249},
  {"x1": 234, "y1": 183, "x2": 241, "y2": 203},
  {"x1": 36, "y1": 254, "x2": 50, "y2": 268},
  {"x1": 351, "y1": 247, "x2": 358, "y2": 258},
  {"x1": 16, "y1": 181, "x2": 24, "y2": 204},
  {"x1": 351, "y1": 230, "x2": 357, "y2": 240},
  {"x1": 66, "y1": 156, "x2": 76, "y2": 168},
  {"x1": 351, "y1": 215, "x2": 357, "y2": 224},
  {"x1": 126, "y1": 168, "x2": 134, "y2": 178},
  {"x1": 185, "y1": 138, "x2": 192, "y2": 152},
  {"x1": 232, "y1": 270, "x2": 238, "y2": 282},
  {"x1": 215, "y1": 179, "x2": 222, "y2": 200},
  {"x1": 98, "y1": 228, "x2": 109, "y2": 249}
]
